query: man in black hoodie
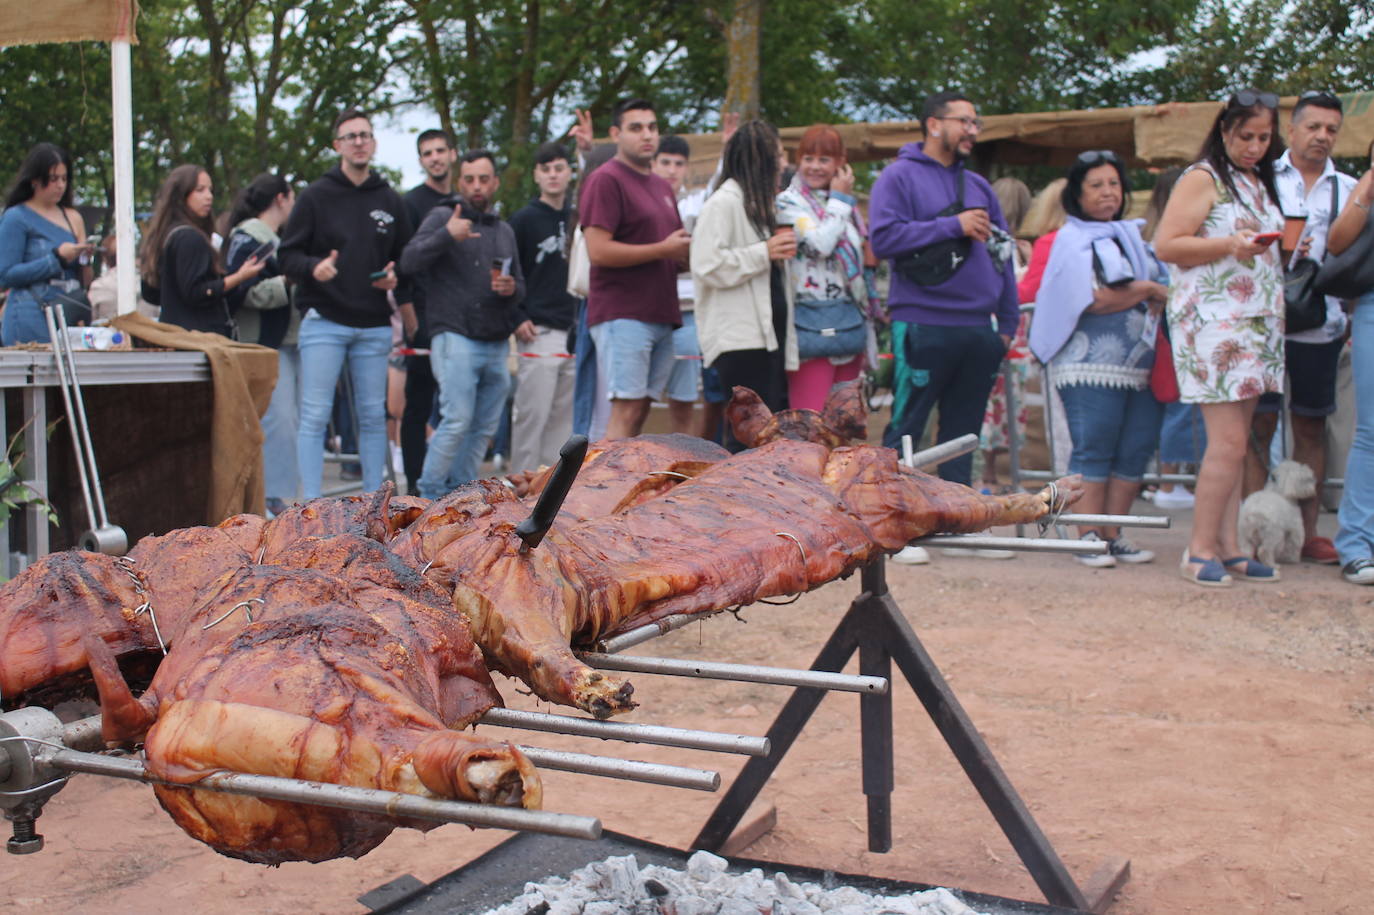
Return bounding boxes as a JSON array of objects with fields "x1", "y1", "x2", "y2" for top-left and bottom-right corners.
[
  {"x1": 279, "y1": 107, "x2": 416, "y2": 500},
  {"x1": 401, "y1": 149, "x2": 525, "y2": 497},
  {"x1": 507, "y1": 141, "x2": 577, "y2": 473}
]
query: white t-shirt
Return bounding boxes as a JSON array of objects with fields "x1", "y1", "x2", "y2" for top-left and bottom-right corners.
[{"x1": 1274, "y1": 151, "x2": 1357, "y2": 344}]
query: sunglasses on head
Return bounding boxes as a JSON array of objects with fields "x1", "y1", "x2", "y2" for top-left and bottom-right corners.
[
  {"x1": 1076, "y1": 150, "x2": 1120, "y2": 167},
  {"x1": 1298, "y1": 89, "x2": 1342, "y2": 110},
  {"x1": 1229, "y1": 89, "x2": 1279, "y2": 109}
]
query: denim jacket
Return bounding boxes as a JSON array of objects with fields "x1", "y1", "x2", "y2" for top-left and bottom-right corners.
[{"x1": 0, "y1": 204, "x2": 80, "y2": 310}]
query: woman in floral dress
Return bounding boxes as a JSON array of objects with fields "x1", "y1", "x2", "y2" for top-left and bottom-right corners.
[{"x1": 1155, "y1": 90, "x2": 1285, "y2": 587}]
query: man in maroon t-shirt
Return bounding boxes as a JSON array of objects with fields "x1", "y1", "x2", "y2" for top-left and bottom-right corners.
[{"x1": 579, "y1": 97, "x2": 692, "y2": 439}]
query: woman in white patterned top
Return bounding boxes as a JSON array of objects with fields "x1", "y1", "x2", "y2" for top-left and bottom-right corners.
[{"x1": 1155, "y1": 90, "x2": 1285, "y2": 588}]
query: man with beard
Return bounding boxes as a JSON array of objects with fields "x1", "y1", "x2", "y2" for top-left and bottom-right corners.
[
  {"x1": 401, "y1": 149, "x2": 525, "y2": 496},
  {"x1": 579, "y1": 97, "x2": 691, "y2": 439},
  {"x1": 870, "y1": 90, "x2": 1017, "y2": 563},
  {"x1": 398, "y1": 129, "x2": 459, "y2": 492},
  {"x1": 870, "y1": 90, "x2": 1017, "y2": 484},
  {"x1": 1245, "y1": 91, "x2": 1357, "y2": 566}
]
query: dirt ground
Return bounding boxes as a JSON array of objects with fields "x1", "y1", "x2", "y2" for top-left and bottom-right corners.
[{"x1": 4, "y1": 498, "x2": 1373, "y2": 914}]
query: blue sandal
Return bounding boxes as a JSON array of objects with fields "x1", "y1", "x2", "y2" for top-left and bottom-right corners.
[
  {"x1": 1180, "y1": 552, "x2": 1233, "y2": 588},
  {"x1": 1223, "y1": 556, "x2": 1280, "y2": 582}
]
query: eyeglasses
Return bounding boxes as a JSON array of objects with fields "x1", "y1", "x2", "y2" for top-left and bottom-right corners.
[
  {"x1": 935, "y1": 115, "x2": 984, "y2": 131},
  {"x1": 1228, "y1": 90, "x2": 1279, "y2": 109},
  {"x1": 1076, "y1": 150, "x2": 1120, "y2": 167},
  {"x1": 336, "y1": 131, "x2": 375, "y2": 145}
]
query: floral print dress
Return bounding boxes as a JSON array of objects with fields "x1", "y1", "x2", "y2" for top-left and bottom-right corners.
[{"x1": 1166, "y1": 163, "x2": 1284, "y2": 403}]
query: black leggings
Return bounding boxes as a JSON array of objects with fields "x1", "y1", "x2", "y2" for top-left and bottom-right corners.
[{"x1": 711, "y1": 348, "x2": 788, "y2": 452}]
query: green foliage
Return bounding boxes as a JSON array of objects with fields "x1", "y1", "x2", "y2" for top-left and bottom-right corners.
[{"x1": 0, "y1": 422, "x2": 60, "y2": 532}]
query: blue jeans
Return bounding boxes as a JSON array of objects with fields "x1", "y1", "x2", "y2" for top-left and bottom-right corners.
[
  {"x1": 1158, "y1": 401, "x2": 1206, "y2": 465},
  {"x1": 1058, "y1": 383, "x2": 1163, "y2": 483},
  {"x1": 572, "y1": 299, "x2": 597, "y2": 437},
  {"x1": 1337, "y1": 295, "x2": 1374, "y2": 565},
  {"x1": 296, "y1": 313, "x2": 391, "y2": 499},
  {"x1": 418, "y1": 332, "x2": 511, "y2": 498},
  {"x1": 263, "y1": 344, "x2": 301, "y2": 501},
  {"x1": 0, "y1": 294, "x2": 50, "y2": 346},
  {"x1": 881, "y1": 322, "x2": 1005, "y2": 485}
]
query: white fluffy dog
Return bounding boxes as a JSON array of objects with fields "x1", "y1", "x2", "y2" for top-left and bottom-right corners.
[{"x1": 1237, "y1": 460, "x2": 1317, "y2": 566}]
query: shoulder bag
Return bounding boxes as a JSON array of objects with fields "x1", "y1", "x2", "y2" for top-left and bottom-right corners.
[
  {"x1": 893, "y1": 170, "x2": 973, "y2": 286},
  {"x1": 1284, "y1": 177, "x2": 1335, "y2": 333},
  {"x1": 793, "y1": 298, "x2": 867, "y2": 361},
  {"x1": 1314, "y1": 178, "x2": 1374, "y2": 299}
]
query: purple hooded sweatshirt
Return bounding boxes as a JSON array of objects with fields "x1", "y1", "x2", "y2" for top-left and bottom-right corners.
[{"x1": 869, "y1": 142, "x2": 1018, "y2": 337}]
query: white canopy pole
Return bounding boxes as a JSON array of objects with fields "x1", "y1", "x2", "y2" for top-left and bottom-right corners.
[{"x1": 111, "y1": 39, "x2": 136, "y2": 315}]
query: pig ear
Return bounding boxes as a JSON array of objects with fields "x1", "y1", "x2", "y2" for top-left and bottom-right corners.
[
  {"x1": 820, "y1": 378, "x2": 868, "y2": 444},
  {"x1": 724, "y1": 386, "x2": 773, "y2": 448},
  {"x1": 83, "y1": 632, "x2": 157, "y2": 743}
]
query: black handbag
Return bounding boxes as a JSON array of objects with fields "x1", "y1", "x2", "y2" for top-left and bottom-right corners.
[
  {"x1": 1284, "y1": 256, "x2": 1326, "y2": 333},
  {"x1": 894, "y1": 170, "x2": 972, "y2": 286},
  {"x1": 1314, "y1": 179, "x2": 1374, "y2": 299},
  {"x1": 1284, "y1": 177, "x2": 1336, "y2": 333}
]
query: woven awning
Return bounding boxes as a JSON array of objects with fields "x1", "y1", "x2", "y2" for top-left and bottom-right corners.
[{"x1": 0, "y1": 0, "x2": 138, "y2": 47}]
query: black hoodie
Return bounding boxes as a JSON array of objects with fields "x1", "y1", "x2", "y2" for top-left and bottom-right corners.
[
  {"x1": 278, "y1": 164, "x2": 413, "y2": 328},
  {"x1": 508, "y1": 197, "x2": 576, "y2": 330}
]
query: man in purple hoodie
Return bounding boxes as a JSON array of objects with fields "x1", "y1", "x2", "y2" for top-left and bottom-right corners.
[{"x1": 870, "y1": 90, "x2": 1017, "y2": 489}]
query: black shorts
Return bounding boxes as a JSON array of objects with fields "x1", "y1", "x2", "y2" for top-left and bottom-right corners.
[{"x1": 1256, "y1": 337, "x2": 1345, "y2": 417}]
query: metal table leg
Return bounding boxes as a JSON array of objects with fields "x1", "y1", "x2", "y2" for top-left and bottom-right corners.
[{"x1": 22, "y1": 386, "x2": 48, "y2": 565}]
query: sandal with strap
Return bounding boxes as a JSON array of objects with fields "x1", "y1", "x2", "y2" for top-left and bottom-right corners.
[
  {"x1": 1223, "y1": 556, "x2": 1280, "y2": 582},
  {"x1": 1180, "y1": 551, "x2": 1233, "y2": 588}
]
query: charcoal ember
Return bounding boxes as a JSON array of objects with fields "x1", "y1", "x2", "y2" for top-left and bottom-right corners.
[
  {"x1": 684, "y1": 850, "x2": 729, "y2": 882},
  {"x1": 644, "y1": 878, "x2": 670, "y2": 898}
]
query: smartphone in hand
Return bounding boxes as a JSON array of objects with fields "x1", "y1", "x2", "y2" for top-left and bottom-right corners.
[
  {"x1": 1252, "y1": 232, "x2": 1282, "y2": 246},
  {"x1": 368, "y1": 268, "x2": 390, "y2": 280},
  {"x1": 251, "y1": 240, "x2": 276, "y2": 262}
]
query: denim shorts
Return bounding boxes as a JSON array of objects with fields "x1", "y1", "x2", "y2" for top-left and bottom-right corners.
[
  {"x1": 1058, "y1": 383, "x2": 1163, "y2": 483},
  {"x1": 666, "y1": 311, "x2": 703, "y2": 402},
  {"x1": 589, "y1": 318, "x2": 675, "y2": 401}
]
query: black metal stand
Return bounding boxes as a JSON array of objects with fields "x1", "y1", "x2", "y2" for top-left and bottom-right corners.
[{"x1": 693, "y1": 558, "x2": 1126, "y2": 912}]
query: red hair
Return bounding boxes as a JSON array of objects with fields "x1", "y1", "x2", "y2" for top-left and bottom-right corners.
[{"x1": 797, "y1": 124, "x2": 845, "y2": 161}]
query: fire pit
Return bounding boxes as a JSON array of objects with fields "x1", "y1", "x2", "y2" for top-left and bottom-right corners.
[{"x1": 361, "y1": 830, "x2": 1086, "y2": 915}]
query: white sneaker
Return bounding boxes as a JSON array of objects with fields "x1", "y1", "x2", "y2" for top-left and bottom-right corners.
[
  {"x1": 892, "y1": 545, "x2": 931, "y2": 565},
  {"x1": 1075, "y1": 531, "x2": 1116, "y2": 568},
  {"x1": 940, "y1": 547, "x2": 1017, "y2": 560},
  {"x1": 1152, "y1": 487, "x2": 1195, "y2": 509}
]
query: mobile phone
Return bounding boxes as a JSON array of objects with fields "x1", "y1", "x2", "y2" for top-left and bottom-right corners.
[
  {"x1": 368, "y1": 268, "x2": 390, "y2": 280},
  {"x1": 1252, "y1": 232, "x2": 1282, "y2": 246},
  {"x1": 250, "y1": 240, "x2": 276, "y2": 262}
]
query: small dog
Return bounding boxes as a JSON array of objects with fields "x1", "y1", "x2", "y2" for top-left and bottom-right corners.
[{"x1": 1237, "y1": 460, "x2": 1317, "y2": 566}]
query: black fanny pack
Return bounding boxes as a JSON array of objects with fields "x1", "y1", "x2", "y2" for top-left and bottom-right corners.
[{"x1": 894, "y1": 170, "x2": 972, "y2": 286}]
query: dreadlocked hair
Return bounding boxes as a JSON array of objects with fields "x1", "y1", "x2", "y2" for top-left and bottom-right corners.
[{"x1": 719, "y1": 119, "x2": 781, "y2": 236}]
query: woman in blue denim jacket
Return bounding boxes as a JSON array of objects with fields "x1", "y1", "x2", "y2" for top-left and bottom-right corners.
[{"x1": 0, "y1": 144, "x2": 92, "y2": 344}]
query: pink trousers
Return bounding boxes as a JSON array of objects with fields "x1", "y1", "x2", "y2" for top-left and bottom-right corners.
[{"x1": 787, "y1": 355, "x2": 862, "y2": 412}]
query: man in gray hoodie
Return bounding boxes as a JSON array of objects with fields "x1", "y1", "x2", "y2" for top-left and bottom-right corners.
[{"x1": 401, "y1": 149, "x2": 526, "y2": 497}]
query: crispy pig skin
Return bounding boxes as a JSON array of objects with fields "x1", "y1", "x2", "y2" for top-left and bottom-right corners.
[
  {"x1": 141, "y1": 536, "x2": 532, "y2": 864},
  {"x1": 409, "y1": 438, "x2": 1081, "y2": 718},
  {"x1": 512, "y1": 433, "x2": 729, "y2": 519},
  {"x1": 0, "y1": 551, "x2": 153, "y2": 705}
]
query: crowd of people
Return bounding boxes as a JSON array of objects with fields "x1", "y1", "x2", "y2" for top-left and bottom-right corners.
[{"x1": 0, "y1": 87, "x2": 1371, "y2": 589}]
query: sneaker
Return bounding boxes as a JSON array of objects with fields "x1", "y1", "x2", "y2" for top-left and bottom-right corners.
[
  {"x1": 1300, "y1": 536, "x2": 1340, "y2": 565},
  {"x1": 1343, "y1": 557, "x2": 1374, "y2": 585},
  {"x1": 1075, "y1": 531, "x2": 1116, "y2": 568},
  {"x1": 1153, "y1": 487, "x2": 1195, "y2": 509},
  {"x1": 940, "y1": 547, "x2": 1017, "y2": 560},
  {"x1": 1108, "y1": 536, "x2": 1155, "y2": 564},
  {"x1": 892, "y1": 545, "x2": 931, "y2": 565}
]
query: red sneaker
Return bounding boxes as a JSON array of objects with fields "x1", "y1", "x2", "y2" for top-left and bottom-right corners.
[{"x1": 1301, "y1": 536, "x2": 1340, "y2": 565}]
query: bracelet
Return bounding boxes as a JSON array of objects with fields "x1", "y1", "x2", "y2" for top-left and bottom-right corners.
[{"x1": 1356, "y1": 199, "x2": 1371, "y2": 211}]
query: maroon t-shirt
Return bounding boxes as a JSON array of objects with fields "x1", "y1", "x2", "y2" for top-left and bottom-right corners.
[{"x1": 579, "y1": 158, "x2": 682, "y2": 327}]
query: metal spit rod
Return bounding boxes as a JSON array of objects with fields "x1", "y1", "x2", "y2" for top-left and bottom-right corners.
[
  {"x1": 44, "y1": 748, "x2": 601, "y2": 839},
  {"x1": 517, "y1": 746, "x2": 718, "y2": 791},
  {"x1": 480, "y1": 708, "x2": 769, "y2": 757},
  {"x1": 578, "y1": 652, "x2": 888, "y2": 695},
  {"x1": 1053, "y1": 513, "x2": 1171, "y2": 528},
  {"x1": 36, "y1": 714, "x2": 722, "y2": 792},
  {"x1": 598, "y1": 612, "x2": 717, "y2": 654},
  {"x1": 916, "y1": 534, "x2": 1109, "y2": 554},
  {"x1": 905, "y1": 433, "x2": 979, "y2": 468}
]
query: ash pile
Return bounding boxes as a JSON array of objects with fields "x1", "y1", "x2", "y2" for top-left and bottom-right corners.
[{"x1": 479, "y1": 850, "x2": 989, "y2": 915}]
